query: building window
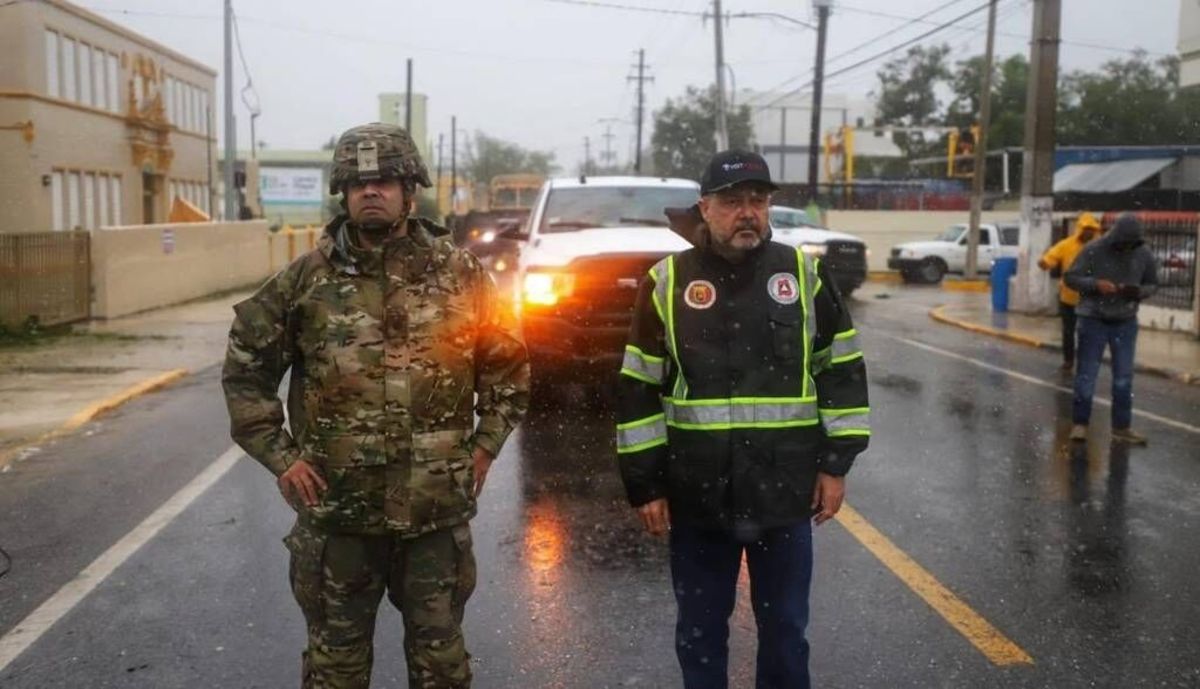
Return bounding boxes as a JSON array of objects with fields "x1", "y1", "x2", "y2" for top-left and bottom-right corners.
[
  {"x1": 164, "y1": 77, "x2": 174, "y2": 124},
  {"x1": 98, "y1": 175, "x2": 110, "y2": 227},
  {"x1": 66, "y1": 172, "x2": 80, "y2": 229},
  {"x1": 61, "y1": 37, "x2": 77, "y2": 102},
  {"x1": 199, "y1": 91, "x2": 209, "y2": 133},
  {"x1": 78, "y1": 44, "x2": 94, "y2": 106},
  {"x1": 50, "y1": 171, "x2": 64, "y2": 231},
  {"x1": 106, "y1": 52, "x2": 120, "y2": 113},
  {"x1": 92, "y1": 48, "x2": 107, "y2": 111},
  {"x1": 45, "y1": 30, "x2": 60, "y2": 98},
  {"x1": 83, "y1": 173, "x2": 96, "y2": 229},
  {"x1": 111, "y1": 176, "x2": 123, "y2": 225}
]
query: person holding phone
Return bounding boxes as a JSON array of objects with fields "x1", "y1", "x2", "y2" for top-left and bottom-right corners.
[{"x1": 1064, "y1": 213, "x2": 1158, "y2": 445}]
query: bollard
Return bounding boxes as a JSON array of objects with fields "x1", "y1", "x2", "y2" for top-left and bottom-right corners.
[{"x1": 990, "y1": 257, "x2": 1018, "y2": 312}]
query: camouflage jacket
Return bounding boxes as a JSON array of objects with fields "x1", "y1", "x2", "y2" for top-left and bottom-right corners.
[{"x1": 222, "y1": 215, "x2": 530, "y2": 536}]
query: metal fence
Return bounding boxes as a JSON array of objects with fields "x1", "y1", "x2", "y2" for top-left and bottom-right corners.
[
  {"x1": 0, "y1": 232, "x2": 91, "y2": 328},
  {"x1": 1101, "y1": 212, "x2": 1197, "y2": 312}
]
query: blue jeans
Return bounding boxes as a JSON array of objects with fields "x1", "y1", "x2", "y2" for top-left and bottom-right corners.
[
  {"x1": 670, "y1": 521, "x2": 813, "y2": 689},
  {"x1": 1072, "y1": 316, "x2": 1138, "y2": 429}
]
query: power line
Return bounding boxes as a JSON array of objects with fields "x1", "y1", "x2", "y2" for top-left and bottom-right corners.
[
  {"x1": 756, "y1": 1, "x2": 994, "y2": 111},
  {"x1": 544, "y1": 0, "x2": 704, "y2": 17},
  {"x1": 744, "y1": 0, "x2": 979, "y2": 107},
  {"x1": 230, "y1": 7, "x2": 260, "y2": 116}
]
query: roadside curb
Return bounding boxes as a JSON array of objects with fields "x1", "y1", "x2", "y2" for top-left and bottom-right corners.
[
  {"x1": 867, "y1": 271, "x2": 902, "y2": 284},
  {"x1": 941, "y1": 279, "x2": 990, "y2": 293},
  {"x1": 0, "y1": 368, "x2": 189, "y2": 469},
  {"x1": 928, "y1": 306, "x2": 1200, "y2": 387}
]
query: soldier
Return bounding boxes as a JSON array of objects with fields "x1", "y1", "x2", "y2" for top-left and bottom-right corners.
[{"x1": 222, "y1": 123, "x2": 529, "y2": 688}]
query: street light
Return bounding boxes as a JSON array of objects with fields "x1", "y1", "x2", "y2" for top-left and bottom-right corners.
[{"x1": 807, "y1": 0, "x2": 833, "y2": 202}]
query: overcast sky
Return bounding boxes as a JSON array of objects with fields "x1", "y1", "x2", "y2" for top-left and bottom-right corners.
[{"x1": 76, "y1": 0, "x2": 1180, "y2": 172}]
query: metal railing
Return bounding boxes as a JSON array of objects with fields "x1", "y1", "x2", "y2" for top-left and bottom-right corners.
[
  {"x1": 1101, "y1": 212, "x2": 1197, "y2": 312},
  {"x1": 0, "y1": 232, "x2": 91, "y2": 328}
]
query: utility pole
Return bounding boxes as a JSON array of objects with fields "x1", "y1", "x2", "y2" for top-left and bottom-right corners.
[
  {"x1": 436, "y1": 133, "x2": 444, "y2": 216},
  {"x1": 222, "y1": 0, "x2": 236, "y2": 221},
  {"x1": 1013, "y1": 0, "x2": 1062, "y2": 313},
  {"x1": 807, "y1": 0, "x2": 832, "y2": 203},
  {"x1": 450, "y1": 116, "x2": 457, "y2": 216},
  {"x1": 404, "y1": 58, "x2": 413, "y2": 133},
  {"x1": 778, "y1": 107, "x2": 788, "y2": 181},
  {"x1": 601, "y1": 125, "x2": 616, "y2": 169},
  {"x1": 964, "y1": 0, "x2": 998, "y2": 280},
  {"x1": 583, "y1": 136, "x2": 592, "y2": 175},
  {"x1": 628, "y1": 48, "x2": 653, "y2": 174},
  {"x1": 712, "y1": 0, "x2": 729, "y2": 150}
]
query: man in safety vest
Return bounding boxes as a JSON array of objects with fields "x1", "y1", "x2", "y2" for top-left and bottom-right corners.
[{"x1": 615, "y1": 150, "x2": 870, "y2": 689}]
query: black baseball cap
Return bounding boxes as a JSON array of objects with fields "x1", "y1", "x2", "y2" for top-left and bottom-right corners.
[{"x1": 700, "y1": 150, "x2": 779, "y2": 195}]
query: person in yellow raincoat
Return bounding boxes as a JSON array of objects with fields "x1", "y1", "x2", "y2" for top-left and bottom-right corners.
[{"x1": 1038, "y1": 212, "x2": 1103, "y2": 370}]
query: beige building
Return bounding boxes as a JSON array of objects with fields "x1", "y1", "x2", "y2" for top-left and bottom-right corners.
[
  {"x1": 0, "y1": 0, "x2": 217, "y2": 233},
  {"x1": 1181, "y1": 0, "x2": 1200, "y2": 88}
]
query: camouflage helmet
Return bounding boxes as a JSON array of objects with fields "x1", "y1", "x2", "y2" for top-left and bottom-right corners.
[{"x1": 328, "y1": 122, "x2": 432, "y2": 194}]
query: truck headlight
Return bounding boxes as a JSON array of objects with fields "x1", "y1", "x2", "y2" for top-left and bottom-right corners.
[
  {"x1": 481, "y1": 230, "x2": 496, "y2": 243},
  {"x1": 523, "y1": 272, "x2": 575, "y2": 306},
  {"x1": 801, "y1": 244, "x2": 827, "y2": 256}
]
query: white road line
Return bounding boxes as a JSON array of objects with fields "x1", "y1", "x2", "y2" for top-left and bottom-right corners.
[
  {"x1": 0, "y1": 445, "x2": 244, "y2": 672},
  {"x1": 891, "y1": 335, "x2": 1200, "y2": 435}
]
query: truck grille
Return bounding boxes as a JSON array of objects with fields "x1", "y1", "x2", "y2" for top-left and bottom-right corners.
[{"x1": 823, "y1": 241, "x2": 867, "y2": 272}]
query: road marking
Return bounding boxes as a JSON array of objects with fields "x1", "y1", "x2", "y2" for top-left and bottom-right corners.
[
  {"x1": 892, "y1": 335, "x2": 1200, "y2": 435},
  {"x1": 837, "y1": 504, "x2": 1034, "y2": 666},
  {"x1": 0, "y1": 445, "x2": 244, "y2": 672}
]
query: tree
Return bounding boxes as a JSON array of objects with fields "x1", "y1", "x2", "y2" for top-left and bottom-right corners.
[
  {"x1": 872, "y1": 44, "x2": 952, "y2": 157},
  {"x1": 465, "y1": 132, "x2": 558, "y2": 183},
  {"x1": 945, "y1": 53, "x2": 1029, "y2": 150},
  {"x1": 320, "y1": 135, "x2": 337, "y2": 151},
  {"x1": 650, "y1": 85, "x2": 755, "y2": 180},
  {"x1": 1058, "y1": 54, "x2": 1200, "y2": 146}
]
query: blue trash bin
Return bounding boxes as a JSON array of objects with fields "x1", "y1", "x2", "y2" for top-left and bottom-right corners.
[{"x1": 990, "y1": 257, "x2": 1018, "y2": 312}]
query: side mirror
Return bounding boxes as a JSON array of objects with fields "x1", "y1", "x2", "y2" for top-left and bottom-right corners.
[{"x1": 498, "y1": 220, "x2": 529, "y2": 242}]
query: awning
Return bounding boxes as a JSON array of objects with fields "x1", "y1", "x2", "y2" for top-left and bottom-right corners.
[{"x1": 1053, "y1": 158, "x2": 1176, "y2": 193}]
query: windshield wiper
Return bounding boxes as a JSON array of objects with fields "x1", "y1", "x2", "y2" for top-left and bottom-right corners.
[
  {"x1": 618, "y1": 217, "x2": 668, "y2": 227},
  {"x1": 547, "y1": 220, "x2": 599, "y2": 230}
]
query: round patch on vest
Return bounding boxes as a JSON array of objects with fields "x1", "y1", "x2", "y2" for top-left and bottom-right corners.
[
  {"x1": 684, "y1": 280, "x2": 717, "y2": 309},
  {"x1": 768, "y1": 273, "x2": 800, "y2": 305}
]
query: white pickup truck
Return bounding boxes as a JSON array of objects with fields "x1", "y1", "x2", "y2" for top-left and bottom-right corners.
[
  {"x1": 504, "y1": 176, "x2": 699, "y2": 392},
  {"x1": 888, "y1": 221, "x2": 1020, "y2": 283}
]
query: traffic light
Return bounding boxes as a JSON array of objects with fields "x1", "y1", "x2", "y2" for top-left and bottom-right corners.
[{"x1": 946, "y1": 124, "x2": 982, "y2": 179}]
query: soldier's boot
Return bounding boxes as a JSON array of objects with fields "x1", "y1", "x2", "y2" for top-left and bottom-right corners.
[{"x1": 389, "y1": 524, "x2": 477, "y2": 689}]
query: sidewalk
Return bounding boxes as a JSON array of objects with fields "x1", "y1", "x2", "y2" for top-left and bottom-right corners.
[
  {"x1": 931, "y1": 293, "x2": 1200, "y2": 386},
  {"x1": 0, "y1": 290, "x2": 249, "y2": 467}
]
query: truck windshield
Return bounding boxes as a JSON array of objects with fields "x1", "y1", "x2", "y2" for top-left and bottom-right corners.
[
  {"x1": 936, "y1": 225, "x2": 966, "y2": 242},
  {"x1": 539, "y1": 186, "x2": 700, "y2": 233},
  {"x1": 493, "y1": 188, "x2": 519, "y2": 207}
]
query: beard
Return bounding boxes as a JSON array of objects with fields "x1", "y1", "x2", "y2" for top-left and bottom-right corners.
[{"x1": 712, "y1": 220, "x2": 765, "y2": 261}]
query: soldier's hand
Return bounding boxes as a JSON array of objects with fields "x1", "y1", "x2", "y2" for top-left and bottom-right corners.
[
  {"x1": 278, "y1": 460, "x2": 327, "y2": 508},
  {"x1": 472, "y1": 447, "x2": 495, "y2": 497},
  {"x1": 637, "y1": 498, "x2": 670, "y2": 537},
  {"x1": 811, "y1": 473, "x2": 845, "y2": 526}
]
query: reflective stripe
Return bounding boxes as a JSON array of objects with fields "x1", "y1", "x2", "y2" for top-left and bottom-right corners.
[
  {"x1": 812, "y1": 257, "x2": 824, "y2": 298},
  {"x1": 651, "y1": 257, "x2": 689, "y2": 400},
  {"x1": 665, "y1": 397, "x2": 819, "y2": 429},
  {"x1": 830, "y1": 329, "x2": 863, "y2": 364},
  {"x1": 811, "y1": 346, "x2": 833, "y2": 374},
  {"x1": 796, "y1": 249, "x2": 818, "y2": 398},
  {"x1": 621, "y1": 345, "x2": 665, "y2": 385},
  {"x1": 616, "y1": 413, "x2": 668, "y2": 453},
  {"x1": 821, "y1": 406, "x2": 871, "y2": 437}
]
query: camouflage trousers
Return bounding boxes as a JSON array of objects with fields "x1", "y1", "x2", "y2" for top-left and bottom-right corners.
[{"x1": 283, "y1": 519, "x2": 477, "y2": 689}]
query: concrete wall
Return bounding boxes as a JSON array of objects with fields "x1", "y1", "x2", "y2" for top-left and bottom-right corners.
[
  {"x1": 825, "y1": 210, "x2": 1020, "y2": 271},
  {"x1": 90, "y1": 220, "x2": 269, "y2": 319}
]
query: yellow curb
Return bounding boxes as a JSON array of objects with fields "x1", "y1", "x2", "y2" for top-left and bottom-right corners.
[
  {"x1": 867, "y1": 271, "x2": 902, "y2": 284},
  {"x1": 929, "y1": 305, "x2": 1048, "y2": 349},
  {"x1": 941, "y1": 279, "x2": 990, "y2": 293},
  {"x1": 0, "y1": 368, "x2": 189, "y2": 469}
]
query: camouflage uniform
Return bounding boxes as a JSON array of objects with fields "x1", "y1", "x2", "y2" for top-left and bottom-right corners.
[{"x1": 222, "y1": 124, "x2": 529, "y2": 689}]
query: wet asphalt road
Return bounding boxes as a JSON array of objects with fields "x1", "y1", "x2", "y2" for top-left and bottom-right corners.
[{"x1": 1, "y1": 286, "x2": 1199, "y2": 688}]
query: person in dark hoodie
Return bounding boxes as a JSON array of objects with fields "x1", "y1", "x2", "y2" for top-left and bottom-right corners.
[
  {"x1": 1063, "y1": 213, "x2": 1158, "y2": 445},
  {"x1": 614, "y1": 150, "x2": 870, "y2": 689}
]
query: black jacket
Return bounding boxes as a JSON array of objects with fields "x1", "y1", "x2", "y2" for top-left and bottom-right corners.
[
  {"x1": 1065, "y1": 215, "x2": 1158, "y2": 321},
  {"x1": 615, "y1": 237, "x2": 870, "y2": 531}
]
